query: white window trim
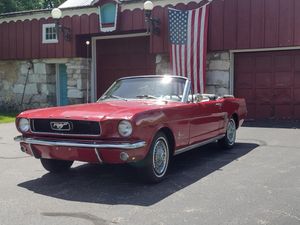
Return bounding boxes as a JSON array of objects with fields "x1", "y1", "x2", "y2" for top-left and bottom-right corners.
[{"x1": 42, "y1": 23, "x2": 58, "y2": 44}]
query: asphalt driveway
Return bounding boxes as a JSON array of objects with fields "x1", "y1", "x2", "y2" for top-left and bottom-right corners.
[{"x1": 0, "y1": 122, "x2": 299, "y2": 225}]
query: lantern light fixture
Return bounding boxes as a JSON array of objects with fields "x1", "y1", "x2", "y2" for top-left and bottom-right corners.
[
  {"x1": 143, "y1": 1, "x2": 160, "y2": 35},
  {"x1": 51, "y1": 8, "x2": 72, "y2": 41}
]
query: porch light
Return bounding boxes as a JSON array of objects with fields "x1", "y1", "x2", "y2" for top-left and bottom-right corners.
[
  {"x1": 51, "y1": 8, "x2": 72, "y2": 41},
  {"x1": 143, "y1": 1, "x2": 160, "y2": 35}
]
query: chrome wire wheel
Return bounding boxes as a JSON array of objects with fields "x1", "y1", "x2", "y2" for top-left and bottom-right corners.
[
  {"x1": 226, "y1": 119, "x2": 236, "y2": 146},
  {"x1": 152, "y1": 137, "x2": 169, "y2": 178}
]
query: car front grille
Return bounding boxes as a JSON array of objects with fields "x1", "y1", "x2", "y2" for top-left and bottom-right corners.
[{"x1": 30, "y1": 119, "x2": 101, "y2": 136}]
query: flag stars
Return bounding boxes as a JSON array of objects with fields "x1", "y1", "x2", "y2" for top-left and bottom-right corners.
[{"x1": 168, "y1": 9, "x2": 189, "y2": 45}]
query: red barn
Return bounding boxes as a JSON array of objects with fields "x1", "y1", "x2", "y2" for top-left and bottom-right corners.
[{"x1": 0, "y1": 0, "x2": 300, "y2": 121}]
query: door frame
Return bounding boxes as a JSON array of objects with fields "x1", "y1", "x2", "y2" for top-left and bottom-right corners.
[
  {"x1": 55, "y1": 63, "x2": 68, "y2": 106},
  {"x1": 90, "y1": 32, "x2": 150, "y2": 102}
]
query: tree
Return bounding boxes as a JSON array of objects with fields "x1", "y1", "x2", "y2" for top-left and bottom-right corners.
[{"x1": 0, "y1": 0, "x2": 65, "y2": 14}]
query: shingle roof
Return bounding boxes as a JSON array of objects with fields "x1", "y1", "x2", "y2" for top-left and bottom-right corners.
[{"x1": 59, "y1": 0, "x2": 97, "y2": 9}]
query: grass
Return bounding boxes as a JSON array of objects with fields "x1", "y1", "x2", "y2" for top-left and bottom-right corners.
[{"x1": 0, "y1": 112, "x2": 18, "y2": 124}]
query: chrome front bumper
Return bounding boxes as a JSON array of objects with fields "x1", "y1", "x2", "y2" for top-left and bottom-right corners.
[{"x1": 14, "y1": 135, "x2": 146, "y2": 150}]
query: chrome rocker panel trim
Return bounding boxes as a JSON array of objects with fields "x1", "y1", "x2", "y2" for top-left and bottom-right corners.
[
  {"x1": 174, "y1": 134, "x2": 225, "y2": 155},
  {"x1": 14, "y1": 136, "x2": 146, "y2": 150}
]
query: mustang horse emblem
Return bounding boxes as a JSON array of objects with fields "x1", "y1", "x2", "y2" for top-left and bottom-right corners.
[{"x1": 50, "y1": 122, "x2": 71, "y2": 131}]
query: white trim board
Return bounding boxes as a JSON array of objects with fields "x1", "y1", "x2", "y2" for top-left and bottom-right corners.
[{"x1": 230, "y1": 46, "x2": 300, "y2": 53}]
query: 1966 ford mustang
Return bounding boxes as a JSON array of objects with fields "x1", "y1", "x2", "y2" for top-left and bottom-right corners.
[{"x1": 14, "y1": 75, "x2": 247, "y2": 183}]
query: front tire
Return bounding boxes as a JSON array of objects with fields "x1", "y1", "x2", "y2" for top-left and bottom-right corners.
[
  {"x1": 141, "y1": 132, "x2": 170, "y2": 183},
  {"x1": 40, "y1": 158, "x2": 73, "y2": 173},
  {"x1": 218, "y1": 118, "x2": 236, "y2": 149}
]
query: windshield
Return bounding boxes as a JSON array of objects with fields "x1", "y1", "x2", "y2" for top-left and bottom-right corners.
[{"x1": 98, "y1": 76, "x2": 187, "y2": 102}]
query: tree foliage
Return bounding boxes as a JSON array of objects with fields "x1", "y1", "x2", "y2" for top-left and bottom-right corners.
[{"x1": 0, "y1": 0, "x2": 65, "y2": 14}]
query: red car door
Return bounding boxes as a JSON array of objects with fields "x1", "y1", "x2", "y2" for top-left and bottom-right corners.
[{"x1": 189, "y1": 100, "x2": 224, "y2": 145}]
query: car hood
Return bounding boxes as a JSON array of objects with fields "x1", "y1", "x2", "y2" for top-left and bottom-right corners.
[{"x1": 18, "y1": 100, "x2": 181, "y2": 121}]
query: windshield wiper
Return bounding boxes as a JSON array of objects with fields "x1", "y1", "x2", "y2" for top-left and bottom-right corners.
[
  {"x1": 104, "y1": 95, "x2": 128, "y2": 101},
  {"x1": 135, "y1": 95, "x2": 158, "y2": 99}
]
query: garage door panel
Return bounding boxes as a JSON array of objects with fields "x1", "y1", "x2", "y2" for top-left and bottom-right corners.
[
  {"x1": 236, "y1": 73, "x2": 253, "y2": 88},
  {"x1": 96, "y1": 37, "x2": 155, "y2": 97},
  {"x1": 294, "y1": 89, "x2": 300, "y2": 103},
  {"x1": 274, "y1": 105, "x2": 293, "y2": 119},
  {"x1": 245, "y1": 104, "x2": 256, "y2": 120},
  {"x1": 256, "y1": 73, "x2": 272, "y2": 88},
  {"x1": 236, "y1": 89, "x2": 255, "y2": 103},
  {"x1": 273, "y1": 88, "x2": 292, "y2": 104},
  {"x1": 294, "y1": 72, "x2": 300, "y2": 87},
  {"x1": 255, "y1": 105, "x2": 272, "y2": 119},
  {"x1": 294, "y1": 55, "x2": 300, "y2": 71},
  {"x1": 274, "y1": 54, "x2": 293, "y2": 71},
  {"x1": 235, "y1": 55, "x2": 255, "y2": 72},
  {"x1": 256, "y1": 89, "x2": 272, "y2": 103},
  {"x1": 294, "y1": 106, "x2": 300, "y2": 119},
  {"x1": 274, "y1": 72, "x2": 293, "y2": 88},
  {"x1": 255, "y1": 56, "x2": 273, "y2": 72},
  {"x1": 235, "y1": 50, "x2": 300, "y2": 120}
]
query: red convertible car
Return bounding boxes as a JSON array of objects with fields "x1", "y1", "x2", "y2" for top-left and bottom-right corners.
[{"x1": 14, "y1": 75, "x2": 247, "y2": 183}]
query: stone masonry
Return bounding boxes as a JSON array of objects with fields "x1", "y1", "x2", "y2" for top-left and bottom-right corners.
[
  {"x1": 0, "y1": 58, "x2": 90, "y2": 112},
  {"x1": 206, "y1": 51, "x2": 231, "y2": 96},
  {"x1": 155, "y1": 51, "x2": 231, "y2": 96}
]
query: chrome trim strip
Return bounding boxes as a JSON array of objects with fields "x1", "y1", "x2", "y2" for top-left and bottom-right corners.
[
  {"x1": 174, "y1": 134, "x2": 225, "y2": 156},
  {"x1": 182, "y1": 79, "x2": 191, "y2": 103},
  {"x1": 94, "y1": 148, "x2": 103, "y2": 163},
  {"x1": 14, "y1": 136, "x2": 146, "y2": 150},
  {"x1": 28, "y1": 143, "x2": 34, "y2": 156}
]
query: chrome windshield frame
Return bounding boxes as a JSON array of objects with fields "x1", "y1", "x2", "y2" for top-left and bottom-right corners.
[{"x1": 98, "y1": 75, "x2": 191, "y2": 103}]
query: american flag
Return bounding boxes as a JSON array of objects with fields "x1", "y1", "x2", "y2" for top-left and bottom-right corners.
[{"x1": 168, "y1": 4, "x2": 209, "y2": 93}]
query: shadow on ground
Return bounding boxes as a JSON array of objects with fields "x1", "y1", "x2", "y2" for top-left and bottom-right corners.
[
  {"x1": 243, "y1": 120, "x2": 300, "y2": 129},
  {"x1": 18, "y1": 142, "x2": 258, "y2": 206}
]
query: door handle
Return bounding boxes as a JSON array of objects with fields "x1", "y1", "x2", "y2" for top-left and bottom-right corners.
[{"x1": 215, "y1": 103, "x2": 223, "y2": 107}]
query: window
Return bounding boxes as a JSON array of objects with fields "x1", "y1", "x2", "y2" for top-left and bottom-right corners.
[{"x1": 42, "y1": 24, "x2": 58, "y2": 44}]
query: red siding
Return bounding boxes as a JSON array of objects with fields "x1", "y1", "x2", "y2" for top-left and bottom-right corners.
[
  {"x1": 250, "y1": 0, "x2": 265, "y2": 48},
  {"x1": 120, "y1": 10, "x2": 133, "y2": 31},
  {"x1": 31, "y1": 19, "x2": 40, "y2": 59},
  {"x1": 279, "y1": 0, "x2": 294, "y2": 47},
  {"x1": 8, "y1": 21, "x2": 17, "y2": 59},
  {"x1": 132, "y1": 8, "x2": 144, "y2": 30},
  {"x1": 39, "y1": 18, "x2": 48, "y2": 58},
  {"x1": 150, "y1": 6, "x2": 164, "y2": 54},
  {"x1": 89, "y1": 13, "x2": 99, "y2": 34},
  {"x1": 223, "y1": 0, "x2": 237, "y2": 49},
  {"x1": 71, "y1": 15, "x2": 81, "y2": 56},
  {"x1": 209, "y1": 0, "x2": 224, "y2": 51},
  {"x1": 62, "y1": 16, "x2": 72, "y2": 58},
  {"x1": 23, "y1": 20, "x2": 32, "y2": 59},
  {"x1": 264, "y1": 0, "x2": 279, "y2": 48},
  {"x1": 294, "y1": 1, "x2": 300, "y2": 45},
  {"x1": 2, "y1": 22, "x2": 9, "y2": 59},
  {"x1": 1, "y1": 0, "x2": 300, "y2": 60},
  {"x1": 16, "y1": 21, "x2": 24, "y2": 59}
]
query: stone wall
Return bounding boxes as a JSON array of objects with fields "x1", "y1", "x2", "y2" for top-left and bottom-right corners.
[
  {"x1": 155, "y1": 51, "x2": 231, "y2": 96},
  {"x1": 206, "y1": 52, "x2": 231, "y2": 96},
  {"x1": 66, "y1": 58, "x2": 90, "y2": 105},
  {"x1": 0, "y1": 58, "x2": 90, "y2": 112}
]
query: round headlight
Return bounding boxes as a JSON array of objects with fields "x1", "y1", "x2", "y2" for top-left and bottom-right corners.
[
  {"x1": 118, "y1": 120, "x2": 132, "y2": 137},
  {"x1": 19, "y1": 118, "x2": 30, "y2": 132}
]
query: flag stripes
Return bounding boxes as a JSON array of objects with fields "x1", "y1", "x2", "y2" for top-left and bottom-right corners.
[{"x1": 168, "y1": 4, "x2": 209, "y2": 93}]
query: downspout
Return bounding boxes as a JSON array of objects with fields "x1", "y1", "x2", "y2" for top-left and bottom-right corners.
[{"x1": 20, "y1": 61, "x2": 33, "y2": 106}]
